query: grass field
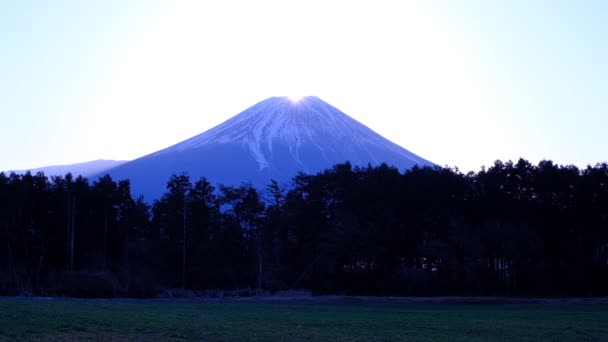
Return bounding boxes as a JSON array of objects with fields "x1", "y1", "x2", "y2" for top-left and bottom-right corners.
[{"x1": 0, "y1": 297, "x2": 607, "y2": 341}]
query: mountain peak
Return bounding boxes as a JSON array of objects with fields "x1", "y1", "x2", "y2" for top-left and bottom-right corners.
[
  {"x1": 154, "y1": 96, "x2": 376, "y2": 169},
  {"x1": 102, "y1": 96, "x2": 433, "y2": 200}
]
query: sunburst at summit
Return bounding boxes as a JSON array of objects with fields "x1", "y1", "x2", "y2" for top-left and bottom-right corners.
[{"x1": 287, "y1": 95, "x2": 304, "y2": 103}]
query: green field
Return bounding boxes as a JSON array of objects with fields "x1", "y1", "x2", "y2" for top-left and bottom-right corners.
[{"x1": 0, "y1": 297, "x2": 607, "y2": 341}]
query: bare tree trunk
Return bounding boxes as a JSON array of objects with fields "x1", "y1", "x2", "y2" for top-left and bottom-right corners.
[
  {"x1": 274, "y1": 233, "x2": 280, "y2": 269},
  {"x1": 257, "y1": 246, "x2": 263, "y2": 295},
  {"x1": 70, "y1": 195, "x2": 76, "y2": 272},
  {"x1": 36, "y1": 255, "x2": 43, "y2": 294},
  {"x1": 5, "y1": 224, "x2": 17, "y2": 284},
  {"x1": 103, "y1": 209, "x2": 108, "y2": 271},
  {"x1": 66, "y1": 193, "x2": 71, "y2": 271},
  {"x1": 182, "y1": 192, "x2": 187, "y2": 289}
]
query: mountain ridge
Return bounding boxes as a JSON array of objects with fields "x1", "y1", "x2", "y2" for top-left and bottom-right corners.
[
  {"x1": 99, "y1": 96, "x2": 434, "y2": 200},
  {"x1": 5, "y1": 159, "x2": 127, "y2": 178}
]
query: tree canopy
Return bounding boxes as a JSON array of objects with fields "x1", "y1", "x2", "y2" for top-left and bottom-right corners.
[{"x1": 1, "y1": 159, "x2": 607, "y2": 297}]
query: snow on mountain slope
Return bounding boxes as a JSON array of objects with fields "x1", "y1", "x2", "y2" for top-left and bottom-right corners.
[{"x1": 101, "y1": 96, "x2": 434, "y2": 200}]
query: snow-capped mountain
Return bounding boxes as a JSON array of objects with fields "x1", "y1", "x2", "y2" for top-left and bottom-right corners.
[
  {"x1": 7, "y1": 159, "x2": 127, "y2": 178},
  {"x1": 101, "y1": 96, "x2": 433, "y2": 200}
]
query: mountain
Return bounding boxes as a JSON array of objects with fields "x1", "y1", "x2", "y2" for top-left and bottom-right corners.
[
  {"x1": 6, "y1": 159, "x2": 128, "y2": 178},
  {"x1": 101, "y1": 96, "x2": 434, "y2": 200}
]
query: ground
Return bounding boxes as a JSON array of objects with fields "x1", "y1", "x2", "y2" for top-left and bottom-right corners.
[{"x1": 0, "y1": 296, "x2": 607, "y2": 341}]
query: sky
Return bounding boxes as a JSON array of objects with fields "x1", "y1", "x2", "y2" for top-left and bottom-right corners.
[{"x1": 1, "y1": 0, "x2": 606, "y2": 173}]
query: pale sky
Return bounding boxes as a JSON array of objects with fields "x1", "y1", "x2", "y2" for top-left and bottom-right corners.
[{"x1": 1, "y1": 0, "x2": 606, "y2": 173}]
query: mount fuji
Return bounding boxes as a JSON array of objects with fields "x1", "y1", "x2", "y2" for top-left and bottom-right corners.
[{"x1": 101, "y1": 96, "x2": 434, "y2": 200}]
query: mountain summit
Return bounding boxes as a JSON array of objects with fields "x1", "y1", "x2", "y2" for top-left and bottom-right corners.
[{"x1": 103, "y1": 96, "x2": 433, "y2": 199}]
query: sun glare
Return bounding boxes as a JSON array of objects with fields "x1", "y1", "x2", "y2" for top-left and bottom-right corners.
[{"x1": 288, "y1": 95, "x2": 303, "y2": 103}]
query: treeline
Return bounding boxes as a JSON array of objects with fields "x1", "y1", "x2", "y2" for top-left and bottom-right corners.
[{"x1": 1, "y1": 159, "x2": 607, "y2": 297}]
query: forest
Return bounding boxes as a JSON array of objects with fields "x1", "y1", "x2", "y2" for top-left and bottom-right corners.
[{"x1": 1, "y1": 159, "x2": 607, "y2": 297}]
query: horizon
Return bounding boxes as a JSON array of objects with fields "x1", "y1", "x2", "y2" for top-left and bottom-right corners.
[
  {"x1": 1, "y1": 1, "x2": 607, "y2": 173},
  {"x1": 4, "y1": 93, "x2": 607, "y2": 174}
]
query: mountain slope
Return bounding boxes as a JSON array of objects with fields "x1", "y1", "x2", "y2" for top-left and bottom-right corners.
[
  {"x1": 102, "y1": 96, "x2": 433, "y2": 200},
  {"x1": 7, "y1": 159, "x2": 128, "y2": 178}
]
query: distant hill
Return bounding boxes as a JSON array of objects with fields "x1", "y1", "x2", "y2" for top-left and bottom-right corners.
[
  {"x1": 99, "y1": 96, "x2": 434, "y2": 200},
  {"x1": 7, "y1": 159, "x2": 128, "y2": 178}
]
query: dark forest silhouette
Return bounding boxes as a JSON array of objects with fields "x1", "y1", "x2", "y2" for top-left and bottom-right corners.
[{"x1": 1, "y1": 159, "x2": 607, "y2": 297}]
